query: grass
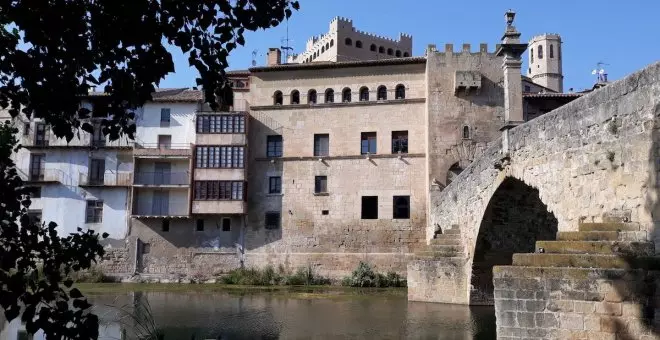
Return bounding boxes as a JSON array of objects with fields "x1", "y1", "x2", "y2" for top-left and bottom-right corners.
[{"x1": 220, "y1": 264, "x2": 331, "y2": 286}]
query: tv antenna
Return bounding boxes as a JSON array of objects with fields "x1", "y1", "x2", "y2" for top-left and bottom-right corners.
[
  {"x1": 251, "y1": 50, "x2": 258, "y2": 67},
  {"x1": 280, "y1": 17, "x2": 294, "y2": 62},
  {"x1": 591, "y1": 61, "x2": 609, "y2": 83}
]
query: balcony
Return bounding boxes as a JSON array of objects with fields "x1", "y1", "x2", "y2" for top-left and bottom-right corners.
[
  {"x1": 79, "y1": 172, "x2": 132, "y2": 187},
  {"x1": 133, "y1": 172, "x2": 190, "y2": 186},
  {"x1": 132, "y1": 205, "x2": 189, "y2": 218},
  {"x1": 22, "y1": 130, "x2": 133, "y2": 149},
  {"x1": 191, "y1": 200, "x2": 246, "y2": 215},
  {"x1": 16, "y1": 168, "x2": 62, "y2": 184},
  {"x1": 133, "y1": 143, "x2": 192, "y2": 158}
]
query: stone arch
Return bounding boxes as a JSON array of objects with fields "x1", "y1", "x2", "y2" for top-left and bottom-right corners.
[
  {"x1": 403, "y1": 52, "x2": 410, "y2": 57},
  {"x1": 395, "y1": 50, "x2": 401, "y2": 57},
  {"x1": 446, "y1": 162, "x2": 464, "y2": 185},
  {"x1": 345, "y1": 38, "x2": 352, "y2": 46},
  {"x1": 387, "y1": 48, "x2": 393, "y2": 55},
  {"x1": 355, "y1": 40, "x2": 363, "y2": 48},
  {"x1": 273, "y1": 90, "x2": 283, "y2": 105},
  {"x1": 469, "y1": 177, "x2": 558, "y2": 305},
  {"x1": 290, "y1": 90, "x2": 300, "y2": 105},
  {"x1": 370, "y1": 44, "x2": 376, "y2": 52},
  {"x1": 378, "y1": 46, "x2": 385, "y2": 53}
]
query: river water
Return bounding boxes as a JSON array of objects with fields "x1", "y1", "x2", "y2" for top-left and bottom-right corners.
[{"x1": 1, "y1": 288, "x2": 496, "y2": 339}]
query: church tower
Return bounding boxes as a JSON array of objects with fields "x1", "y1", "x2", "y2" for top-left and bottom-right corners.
[{"x1": 527, "y1": 34, "x2": 563, "y2": 92}]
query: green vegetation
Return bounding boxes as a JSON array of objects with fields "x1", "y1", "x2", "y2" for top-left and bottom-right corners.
[
  {"x1": 67, "y1": 265, "x2": 116, "y2": 283},
  {"x1": 341, "y1": 262, "x2": 407, "y2": 288},
  {"x1": 220, "y1": 265, "x2": 331, "y2": 286}
]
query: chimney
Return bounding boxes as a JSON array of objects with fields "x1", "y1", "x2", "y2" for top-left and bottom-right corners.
[{"x1": 267, "y1": 48, "x2": 282, "y2": 66}]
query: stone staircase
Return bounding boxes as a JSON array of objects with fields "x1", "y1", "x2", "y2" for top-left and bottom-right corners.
[
  {"x1": 493, "y1": 221, "x2": 660, "y2": 339},
  {"x1": 414, "y1": 226, "x2": 464, "y2": 259}
]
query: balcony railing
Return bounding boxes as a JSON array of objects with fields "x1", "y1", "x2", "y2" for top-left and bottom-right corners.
[
  {"x1": 132, "y1": 205, "x2": 189, "y2": 217},
  {"x1": 133, "y1": 143, "x2": 192, "y2": 157},
  {"x1": 79, "y1": 172, "x2": 133, "y2": 186},
  {"x1": 22, "y1": 131, "x2": 134, "y2": 148},
  {"x1": 133, "y1": 172, "x2": 190, "y2": 186}
]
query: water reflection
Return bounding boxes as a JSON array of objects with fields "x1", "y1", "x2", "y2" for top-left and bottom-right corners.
[{"x1": 1, "y1": 289, "x2": 495, "y2": 339}]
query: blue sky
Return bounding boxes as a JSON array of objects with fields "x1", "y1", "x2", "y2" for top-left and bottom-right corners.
[{"x1": 160, "y1": 0, "x2": 659, "y2": 92}]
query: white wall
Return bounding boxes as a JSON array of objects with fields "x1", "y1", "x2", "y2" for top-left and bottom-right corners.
[{"x1": 136, "y1": 102, "x2": 198, "y2": 146}]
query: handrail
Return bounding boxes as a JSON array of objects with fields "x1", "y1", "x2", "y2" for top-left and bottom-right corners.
[
  {"x1": 133, "y1": 171, "x2": 190, "y2": 185},
  {"x1": 134, "y1": 143, "x2": 191, "y2": 150}
]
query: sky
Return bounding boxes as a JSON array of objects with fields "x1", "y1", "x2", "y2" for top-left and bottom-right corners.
[{"x1": 160, "y1": 0, "x2": 660, "y2": 92}]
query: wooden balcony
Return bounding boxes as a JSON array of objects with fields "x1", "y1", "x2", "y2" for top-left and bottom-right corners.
[
  {"x1": 79, "y1": 172, "x2": 132, "y2": 187},
  {"x1": 133, "y1": 143, "x2": 192, "y2": 158},
  {"x1": 191, "y1": 200, "x2": 246, "y2": 215}
]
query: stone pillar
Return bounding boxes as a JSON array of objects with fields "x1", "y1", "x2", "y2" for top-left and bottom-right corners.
[{"x1": 495, "y1": 11, "x2": 527, "y2": 152}]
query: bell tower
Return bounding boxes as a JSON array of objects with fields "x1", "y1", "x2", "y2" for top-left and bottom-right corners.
[{"x1": 528, "y1": 34, "x2": 563, "y2": 92}]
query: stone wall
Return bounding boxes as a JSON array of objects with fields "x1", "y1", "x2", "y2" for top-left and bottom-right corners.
[{"x1": 97, "y1": 238, "x2": 136, "y2": 275}]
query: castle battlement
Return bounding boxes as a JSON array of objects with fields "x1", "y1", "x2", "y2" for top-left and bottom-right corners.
[{"x1": 426, "y1": 43, "x2": 502, "y2": 55}]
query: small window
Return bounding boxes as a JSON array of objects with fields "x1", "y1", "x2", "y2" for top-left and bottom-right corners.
[
  {"x1": 157, "y1": 134, "x2": 171, "y2": 149},
  {"x1": 160, "y1": 108, "x2": 171, "y2": 126},
  {"x1": 403, "y1": 52, "x2": 410, "y2": 57},
  {"x1": 361, "y1": 196, "x2": 378, "y2": 219},
  {"x1": 314, "y1": 134, "x2": 329, "y2": 157},
  {"x1": 377, "y1": 86, "x2": 387, "y2": 100},
  {"x1": 345, "y1": 38, "x2": 352, "y2": 46},
  {"x1": 359, "y1": 87, "x2": 369, "y2": 101},
  {"x1": 324, "y1": 89, "x2": 334, "y2": 103},
  {"x1": 378, "y1": 46, "x2": 385, "y2": 53},
  {"x1": 196, "y1": 219, "x2": 204, "y2": 231},
  {"x1": 27, "y1": 210, "x2": 42, "y2": 226},
  {"x1": 222, "y1": 218, "x2": 231, "y2": 231},
  {"x1": 85, "y1": 200, "x2": 103, "y2": 223},
  {"x1": 395, "y1": 84, "x2": 405, "y2": 99},
  {"x1": 355, "y1": 40, "x2": 363, "y2": 48},
  {"x1": 558, "y1": 44, "x2": 561, "y2": 60},
  {"x1": 326, "y1": 43, "x2": 329, "y2": 50},
  {"x1": 23, "y1": 123, "x2": 30, "y2": 136},
  {"x1": 321, "y1": 46, "x2": 325, "y2": 53},
  {"x1": 315, "y1": 176, "x2": 327, "y2": 194},
  {"x1": 392, "y1": 131, "x2": 408, "y2": 154},
  {"x1": 387, "y1": 48, "x2": 393, "y2": 55},
  {"x1": 162, "y1": 219, "x2": 170, "y2": 232},
  {"x1": 342, "y1": 87, "x2": 351, "y2": 102},
  {"x1": 273, "y1": 91, "x2": 283, "y2": 105},
  {"x1": 370, "y1": 44, "x2": 377, "y2": 52},
  {"x1": 269, "y1": 176, "x2": 282, "y2": 194},
  {"x1": 265, "y1": 212, "x2": 281, "y2": 229},
  {"x1": 308, "y1": 89, "x2": 317, "y2": 104},
  {"x1": 321, "y1": 210, "x2": 329, "y2": 215},
  {"x1": 395, "y1": 50, "x2": 401, "y2": 57},
  {"x1": 330, "y1": 39, "x2": 334, "y2": 47},
  {"x1": 463, "y1": 126, "x2": 470, "y2": 139},
  {"x1": 361, "y1": 132, "x2": 377, "y2": 155},
  {"x1": 266, "y1": 135, "x2": 283, "y2": 157},
  {"x1": 393, "y1": 196, "x2": 410, "y2": 219},
  {"x1": 538, "y1": 45, "x2": 543, "y2": 59},
  {"x1": 550, "y1": 44, "x2": 554, "y2": 58},
  {"x1": 291, "y1": 90, "x2": 300, "y2": 105},
  {"x1": 530, "y1": 48, "x2": 534, "y2": 64}
]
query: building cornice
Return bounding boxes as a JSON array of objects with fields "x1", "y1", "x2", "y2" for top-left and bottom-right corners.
[
  {"x1": 249, "y1": 57, "x2": 426, "y2": 73},
  {"x1": 255, "y1": 153, "x2": 425, "y2": 162},
  {"x1": 251, "y1": 98, "x2": 425, "y2": 111}
]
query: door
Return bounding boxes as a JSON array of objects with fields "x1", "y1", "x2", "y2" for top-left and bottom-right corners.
[
  {"x1": 30, "y1": 154, "x2": 45, "y2": 181},
  {"x1": 90, "y1": 158, "x2": 105, "y2": 185},
  {"x1": 152, "y1": 190, "x2": 169, "y2": 215},
  {"x1": 157, "y1": 135, "x2": 171, "y2": 149},
  {"x1": 153, "y1": 162, "x2": 171, "y2": 185},
  {"x1": 35, "y1": 123, "x2": 49, "y2": 146}
]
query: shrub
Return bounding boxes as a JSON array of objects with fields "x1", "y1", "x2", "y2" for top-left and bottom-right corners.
[
  {"x1": 220, "y1": 265, "x2": 330, "y2": 286},
  {"x1": 68, "y1": 266, "x2": 113, "y2": 283},
  {"x1": 342, "y1": 262, "x2": 407, "y2": 287}
]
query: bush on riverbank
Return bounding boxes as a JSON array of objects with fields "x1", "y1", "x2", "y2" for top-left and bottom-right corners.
[
  {"x1": 220, "y1": 265, "x2": 330, "y2": 286},
  {"x1": 341, "y1": 262, "x2": 406, "y2": 287},
  {"x1": 67, "y1": 265, "x2": 115, "y2": 283}
]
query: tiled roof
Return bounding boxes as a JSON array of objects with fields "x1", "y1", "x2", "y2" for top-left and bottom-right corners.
[
  {"x1": 249, "y1": 57, "x2": 427, "y2": 72},
  {"x1": 85, "y1": 88, "x2": 202, "y2": 102},
  {"x1": 523, "y1": 92, "x2": 583, "y2": 98},
  {"x1": 227, "y1": 69, "x2": 250, "y2": 76}
]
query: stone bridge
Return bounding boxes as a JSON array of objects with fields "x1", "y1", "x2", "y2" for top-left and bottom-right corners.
[{"x1": 409, "y1": 61, "x2": 660, "y2": 339}]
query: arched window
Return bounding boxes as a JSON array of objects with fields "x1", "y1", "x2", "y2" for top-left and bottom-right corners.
[
  {"x1": 538, "y1": 45, "x2": 543, "y2": 59},
  {"x1": 330, "y1": 39, "x2": 334, "y2": 47},
  {"x1": 395, "y1": 50, "x2": 401, "y2": 57},
  {"x1": 308, "y1": 89, "x2": 317, "y2": 104},
  {"x1": 395, "y1": 84, "x2": 405, "y2": 99},
  {"x1": 273, "y1": 91, "x2": 283, "y2": 105},
  {"x1": 378, "y1": 46, "x2": 385, "y2": 53},
  {"x1": 342, "y1": 88, "x2": 351, "y2": 102},
  {"x1": 370, "y1": 44, "x2": 376, "y2": 52},
  {"x1": 324, "y1": 88, "x2": 334, "y2": 103},
  {"x1": 403, "y1": 52, "x2": 410, "y2": 57},
  {"x1": 549, "y1": 44, "x2": 554, "y2": 58},
  {"x1": 321, "y1": 46, "x2": 325, "y2": 53},
  {"x1": 290, "y1": 90, "x2": 300, "y2": 105},
  {"x1": 530, "y1": 48, "x2": 534, "y2": 64},
  {"x1": 326, "y1": 42, "x2": 329, "y2": 50},
  {"x1": 463, "y1": 126, "x2": 470, "y2": 139},
  {"x1": 345, "y1": 38, "x2": 352, "y2": 46},
  {"x1": 558, "y1": 44, "x2": 561, "y2": 60},
  {"x1": 355, "y1": 40, "x2": 363, "y2": 48},
  {"x1": 377, "y1": 86, "x2": 387, "y2": 100},
  {"x1": 387, "y1": 48, "x2": 393, "y2": 55},
  {"x1": 359, "y1": 87, "x2": 369, "y2": 101}
]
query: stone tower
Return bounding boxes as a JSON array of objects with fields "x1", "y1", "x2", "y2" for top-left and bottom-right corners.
[{"x1": 527, "y1": 34, "x2": 563, "y2": 92}]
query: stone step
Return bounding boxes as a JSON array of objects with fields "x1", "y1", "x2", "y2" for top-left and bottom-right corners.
[
  {"x1": 415, "y1": 246, "x2": 464, "y2": 258},
  {"x1": 511, "y1": 253, "x2": 660, "y2": 270},
  {"x1": 535, "y1": 241, "x2": 655, "y2": 256},
  {"x1": 433, "y1": 233, "x2": 460, "y2": 240},
  {"x1": 578, "y1": 222, "x2": 640, "y2": 232},
  {"x1": 429, "y1": 238, "x2": 461, "y2": 245},
  {"x1": 556, "y1": 231, "x2": 647, "y2": 242},
  {"x1": 440, "y1": 229, "x2": 461, "y2": 235}
]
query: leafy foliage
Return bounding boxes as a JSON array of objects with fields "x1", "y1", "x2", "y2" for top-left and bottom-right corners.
[
  {"x1": 0, "y1": 0, "x2": 300, "y2": 142},
  {"x1": 341, "y1": 262, "x2": 407, "y2": 288},
  {"x1": 0, "y1": 122, "x2": 106, "y2": 339},
  {"x1": 221, "y1": 265, "x2": 330, "y2": 286}
]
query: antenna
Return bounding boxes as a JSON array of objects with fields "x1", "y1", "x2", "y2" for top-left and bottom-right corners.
[
  {"x1": 280, "y1": 17, "x2": 294, "y2": 62},
  {"x1": 251, "y1": 50, "x2": 258, "y2": 67},
  {"x1": 591, "y1": 61, "x2": 609, "y2": 83}
]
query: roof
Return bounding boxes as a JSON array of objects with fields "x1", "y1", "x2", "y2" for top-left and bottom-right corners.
[
  {"x1": 249, "y1": 57, "x2": 427, "y2": 72},
  {"x1": 523, "y1": 92, "x2": 583, "y2": 99},
  {"x1": 521, "y1": 76, "x2": 557, "y2": 93},
  {"x1": 227, "y1": 69, "x2": 250, "y2": 76},
  {"x1": 84, "y1": 88, "x2": 202, "y2": 102}
]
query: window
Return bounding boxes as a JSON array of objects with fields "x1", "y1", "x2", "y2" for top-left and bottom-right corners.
[
  {"x1": 27, "y1": 210, "x2": 42, "y2": 226},
  {"x1": 314, "y1": 134, "x2": 329, "y2": 157},
  {"x1": 194, "y1": 181, "x2": 244, "y2": 200},
  {"x1": 395, "y1": 84, "x2": 405, "y2": 99},
  {"x1": 322, "y1": 210, "x2": 329, "y2": 215},
  {"x1": 91, "y1": 124, "x2": 105, "y2": 146},
  {"x1": 222, "y1": 218, "x2": 231, "y2": 231},
  {"x1": 355, "y1": 40, "x2": 363, "y2": 48},
  {"x1": 558, "y1": 44, "x2": 561, "y2": 60},
  {"x1": 538, "y1": 45, "x2": 543, "y2": 59},
  {"x1": 324, "y1": 89, "x2": 334, "y2": 103},
  {"x1": 361, "y1": 196, "x2": 378, "y2": 219},
  {"x1": 403, "y1": 52, "x2": 410, "y2": 57},
  {"x1": 387, "y1": 48, "x2": 393, "y2": 55},
  {"x1": 273, "y1": 91, "x2": 283, "y2": 105},
  {"x1": 370, "y1": 44, "x2": 377, "y2": 52},
  {"x1": 308, "y1": 89, "x2": 317, "y2": 104},
  {"x1": 160, "y1": 108, "x2": 171, "y2": 126},
  {"x1": 326, "y1": 42, "x2": 329, "y2": 50},
  {"x1": 330, "y1": 39, "x2": 334, "y2": 47},
  {"x1": 269, "y1": 176, "x2": 281, "y2": 194},
  {"x1": 195, "y1": 146, "x2": 245, "y2": 168},
  {"x1": 34, "y1": 123, "x2": 49, "y2": 146},
  {"x1": 395, "y1": 50, "x2": 401, "y2": 57},
  {"x1": 29, "y1": 154, "x2": 45, "y2": 181},
  {"x1": 345, "y1": 38, "x2": 352, "y2": 46},
  {"x1": 23, "y1": 123, "x2": 30, "y2": 136},
  {"x1": 321, "y1": 46, "x2": 325, "y2": 53},
  {"x1": 550, "y1": 44, "x2": 554, "y2": 58},
  {"x1": 266, "y1": 135, "x2": 283, "y2": 157},
  {"x1": 85, "y1": 200, "x2": 103, "y2": 223},
  {"x1": 342, "y1": 88, "x2": 351, "y2": 102},
  {"x1": 157, "y1": 135, "x2": 171, "y2": 149},
  {"x1": 265, "y1": 212, "x2": 281, "y2": 229},
  {"x1": 530, "y1": 48, "x2": 534, "y2": 64},
  {"x1": 89, "y1": 158, "x2": 105, "y2": 185},
  {"x1": 378, "y1": 46, "x2": 385, "y2": 53},
  {"x1": 393, "y1": 196, "x2": 410, "y2": 219},
  {"x1": 392, "y1": 131, "x2": 408, "y2": 154},
  {"x1": 315, "y1": 176, "x2": 327, "y2": 193},
  {"x1": 463, "y1": 126, "x2": 470, "y2": 139},
  {"x1": 162, "y1": 219, "x2": 170, "y2": 232},
  {"x1": 377, "y1": 86, "x2": 387, "y2": 100},
  {"x1": 196, "y1": 219, "x2": 204, "y2": 231},
  {"x1": 291, "y1": 90, "x2": 300, "y2": 104},
  {"x1": 196, "y1": 115, "x2": 245, "y2": 134},
  {"x1": 359, "y1": 87, "x2": 369, "y2": 101},
  {"x1": 361, "y1": 132, "x2": 377, "y2": 154}
]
